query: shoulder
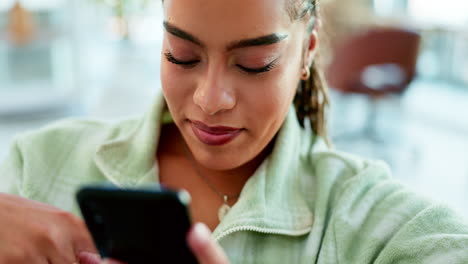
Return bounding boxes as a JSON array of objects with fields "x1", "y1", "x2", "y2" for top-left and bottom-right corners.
[
  {"x1": 304, "y1": 149, "x2": 468, "y2": 263},
  {"x1": 13, "y1": 116, "x2": 142, "y2": 170},
  {"x1": 302, "y1": 147, "x2": 392, "y2": 201},
  {"x1": 15, "y1": 117, "x2": 138, "y2": 153},
  {"x1": 6, "y1": 117, "x2": 140, "y2": 199},
  {"x1": 303, "y1": 146, "x2": 424, "y2": 215},
  {"x1": 294, "y1": 143, "x2": 394, "y2": 229}
]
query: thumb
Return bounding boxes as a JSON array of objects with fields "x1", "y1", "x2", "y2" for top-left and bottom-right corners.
[
  {"x1": 78, "y1": 252, "x2": 127, "y2": 264},
  {"x1": 78, "y1": 252, "x2": 101, "y2": 264},
  {"x1": 187, "y1": 223, "x2": 229, "y2": 264},
  {"x1": 101, "y1": 259, "x2": 127, "y2": 264}
]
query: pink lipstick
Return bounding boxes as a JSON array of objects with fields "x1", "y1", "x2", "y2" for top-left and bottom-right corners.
[{"x1": 190, "y1": 120, "x2": 243, "y2": 146}]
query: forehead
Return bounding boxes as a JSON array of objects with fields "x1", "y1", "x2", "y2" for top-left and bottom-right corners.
[{"x1": 163, "y1": 0, "x2": 292, "y2": 46}]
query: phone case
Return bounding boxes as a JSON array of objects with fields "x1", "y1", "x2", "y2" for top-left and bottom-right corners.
[{"x1": 76, "y1": 184, "x2": 197, "y2": 264}]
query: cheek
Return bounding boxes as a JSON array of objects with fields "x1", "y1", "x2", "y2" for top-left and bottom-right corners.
[
  {"x1": 249, "y1": 46, "x2": 302, "y2": 118},
  {"x1": 161, "y1": 63, "x2": 175, "y2": 98},
  {"x1": 256, "y1": 62, "x2": 300, "y2": 112},
  {"x1": 160, "y1": 63, "x2": 177, "y2": 108},
  {"x1": 242, "y1": 69, "x2": 299, "y2": 136},
  {"x1": 160, "y1": 62, "x2": 194, "y2": 116}
]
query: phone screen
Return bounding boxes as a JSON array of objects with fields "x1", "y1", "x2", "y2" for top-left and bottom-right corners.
[{"x1": 76, "y1": 184, "x2": 197, "y2": 264}]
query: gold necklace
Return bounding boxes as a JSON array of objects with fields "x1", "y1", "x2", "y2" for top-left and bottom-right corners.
[{"x1": 182, "y1": 143, "x2": 240, "y2": 221}]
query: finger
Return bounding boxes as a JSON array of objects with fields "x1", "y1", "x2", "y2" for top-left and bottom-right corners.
[
  {"x1": 78, "y1": 251, "x2": 127, "y2": 264},
  {"x1": 73, "y1": 230, "x2": 98, "y2": 255},
  {"x1": 101, "y1": 259, "x2": 127, "y2": 264},
  {"x1": 78, "y1": 252, "x2": 102, "y2": 264},
  {"x1": 0, "y1": 193, "x2": 57, "y2": 211},
  {"x1": 34, "y1": 220, "x2": 79, "y2": 264},
  {"x1": 71, "y1": 217, "x2": 99, "y2": 256},
  {"x1": 187, "y1": 223, "x2": 229, "y2": 264},
  {"x1": 48, "y1": 212, "x2": 97, "y2": 263},
  {"x1": 45, "y1": 248, "x2": 76, "y2": 264}
]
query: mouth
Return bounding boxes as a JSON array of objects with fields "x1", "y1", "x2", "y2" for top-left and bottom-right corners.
[{"x1": 189, "y1": 120, "x2": 243, "y2": 146}]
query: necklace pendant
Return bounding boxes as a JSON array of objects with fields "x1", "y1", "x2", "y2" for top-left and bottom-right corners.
[{"x1": 218, "y1": 203, "x2": 231, "y2": 221}]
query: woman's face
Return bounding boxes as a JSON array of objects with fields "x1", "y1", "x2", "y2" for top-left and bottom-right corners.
[{"x1": 161, "y1": 0, "x2": 313, "y2": 170}]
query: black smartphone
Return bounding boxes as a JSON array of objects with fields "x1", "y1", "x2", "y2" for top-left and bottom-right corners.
[{"x1": 76, "y1": 184, "x2": 197, "y2": 264}]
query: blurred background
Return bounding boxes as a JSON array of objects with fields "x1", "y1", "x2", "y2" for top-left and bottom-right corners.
[{"x1": 0, "y1": 0, "x2": 467, "y2": 217}]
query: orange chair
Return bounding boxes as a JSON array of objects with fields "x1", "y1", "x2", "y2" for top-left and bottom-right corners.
[{"x1": 326, "y1": 26, "x2": 421, "y2": 141}]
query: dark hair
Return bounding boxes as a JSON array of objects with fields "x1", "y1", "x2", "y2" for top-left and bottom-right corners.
[{"x1": 289, "y1": 0, "x2": 330, "y2": 143}]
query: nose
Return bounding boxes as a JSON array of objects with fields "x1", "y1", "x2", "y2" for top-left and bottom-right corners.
[{"x1": 193, "y1": 61, "x2": 236, "y2": 115}]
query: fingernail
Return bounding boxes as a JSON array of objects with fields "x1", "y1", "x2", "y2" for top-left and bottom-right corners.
[
  {"x1": 192, "y1": 223, "x2": 211, "y2": 245},
  {"x1": 78, "y1": 251, "x2": 101, "y2": 264},
  {"x1": 102, "y1": 259, "x2": 126, "y2": 264}
]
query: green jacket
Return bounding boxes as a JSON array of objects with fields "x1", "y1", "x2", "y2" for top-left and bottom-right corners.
[{"x1": 1, "y1": 93, "x2": 468, "y2": 263}]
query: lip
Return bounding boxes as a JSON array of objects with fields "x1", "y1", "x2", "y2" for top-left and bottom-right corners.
[{"x1": 190, "y1": 120, "x2": 243, "y2": 146}]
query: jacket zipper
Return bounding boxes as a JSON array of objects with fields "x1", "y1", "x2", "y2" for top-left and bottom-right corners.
[{"x1": 215, "y1": 225, "x2": 312, "y2": 242}]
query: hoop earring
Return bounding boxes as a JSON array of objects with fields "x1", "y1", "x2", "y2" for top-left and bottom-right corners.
[{"x1": 301, "y1": 66, "x2": 310, "y2": 80}]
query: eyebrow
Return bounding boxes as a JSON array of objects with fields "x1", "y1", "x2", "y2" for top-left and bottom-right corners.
[
  {"x1": 163, "y1": 21, "x2": 288, "y2": 51},
  {"x1": 227, "y1": 34, "x2": 288, "y2": 51}
]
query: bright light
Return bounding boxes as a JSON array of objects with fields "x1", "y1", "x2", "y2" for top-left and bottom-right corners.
[{"x1": 408, "y1": 0, "x2": 468, "y2": 27}]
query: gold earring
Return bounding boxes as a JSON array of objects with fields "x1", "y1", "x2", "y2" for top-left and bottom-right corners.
[{"x1": 301, "y1": 66, "x2": 310, "y2": 80}]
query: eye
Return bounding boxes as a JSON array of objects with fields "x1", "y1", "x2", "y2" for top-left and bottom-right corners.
[
  {"x1": 237, "y1": 60, "x2": 277, "y2": 74},
  {"x1": 164, "y1": 52, "x2": 199, "y2": 68}
]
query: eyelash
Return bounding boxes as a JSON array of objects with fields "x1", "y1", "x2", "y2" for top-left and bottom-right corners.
[
  {"x1": 164, "y1": 51, "x2": 277, "y2": 74},
  {"x1": 164, "y1": 52, "x2": 199, "y2": 68},
  {"x1": 236, "y1": 62, "x2": 277, "y2": 74}
]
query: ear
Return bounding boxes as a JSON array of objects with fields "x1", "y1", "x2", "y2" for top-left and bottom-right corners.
[{"x1": 304, "y1": 29, "x2": 318, "y2": 67}]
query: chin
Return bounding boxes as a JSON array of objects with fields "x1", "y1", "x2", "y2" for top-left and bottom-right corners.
[
  {"x1": 202, "y1": 159, "x2": 240, "y2": 171},
  {"x1": 190, "y1": 143, "x2": 247, "y2": 171},
  {"x1": 190, "y1": 141, "x2": 251, "y2": 171}
]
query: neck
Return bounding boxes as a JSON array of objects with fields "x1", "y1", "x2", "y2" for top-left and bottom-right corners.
[
  {"x1": 193, "y1": 139, "x2": 273, "y2": 197},
  {"x1": 159, "y1": 123, "x2": 274, "y2": 196}
]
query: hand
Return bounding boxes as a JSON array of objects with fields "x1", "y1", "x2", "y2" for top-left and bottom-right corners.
[
  {"x1": 79, "y1": 223, "x2": 229, "y2": 264},
  {"x1": 187, "y1": 223, "x2": 230, "y2": 264},
  {"x1": 0, "y1": 193, "x2": 98, "y2": 264},
  {"x1": 78, "y1": 252, "x2": 124, "y2": 264}
]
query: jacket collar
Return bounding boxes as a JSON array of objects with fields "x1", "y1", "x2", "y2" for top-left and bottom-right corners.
[
  {"x1": 212, "y1": 107, "x2": 324, "y2": 239},
  {"x1": 93, "y1": 94, "x2": 164, "y2": 187},
  {"x1": 93, "y1": 92, "x2": 325, "y2": 238}
]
